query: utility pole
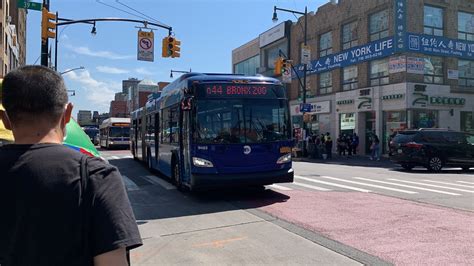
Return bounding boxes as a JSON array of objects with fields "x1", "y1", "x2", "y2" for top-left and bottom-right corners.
[{"x1": 40, "y1": 0, "x2": 50, "y2": 66}]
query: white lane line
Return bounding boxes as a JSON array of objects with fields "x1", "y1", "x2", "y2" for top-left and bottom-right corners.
[
  {"x1": 315, "y1": 176, "x2": 418, "y2": 194},
  {"x1": 422, "y1": 180, "x2": 474, "y2": 188},
  {"x1": 292, "y1": 182, "x2": 332, "y2": 191},
  {"x1": 110, "y1": 156, "x2": 120, "y2": 160},
  {"x1": 122, "y1": 175, "x2": 140, "y2": 191},
  {"x1": 352, "y1": 177, "x2": 460, "y2": 196},
  {"x1": 388, "y1": 179, "x2": 474, "y2": 193},
  {"x1": 123, "y1": 155, "x2": 133, "y2": 159},
  {"x1": 457, "y1": 181, "x2": 474, "y2": 185},
  {"x1": 268, "y1": 184, "x2": 293, "y2": 191},
  {"x1": 143, "y1": 175, "x2": 176, "y2": 190},
  {"x1": 295, "y1": 175, "x2": 371, "y2": 193}
]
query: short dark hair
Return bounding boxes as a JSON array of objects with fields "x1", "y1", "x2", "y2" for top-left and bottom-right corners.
[{"x1": 2, "y1": 65, "x2": 68, "y2": 123}]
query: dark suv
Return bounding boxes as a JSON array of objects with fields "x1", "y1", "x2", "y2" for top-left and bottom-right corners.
[{"x1": 389, "y1": 129, "x2": 474, "y2": 171}]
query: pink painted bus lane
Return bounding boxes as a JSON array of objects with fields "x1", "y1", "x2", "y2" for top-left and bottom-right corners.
[{"x1": 257, "y1": 191, "x2": 474, "y2": 265}]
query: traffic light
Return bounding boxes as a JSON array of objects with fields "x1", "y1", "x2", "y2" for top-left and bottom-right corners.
[
  {"x1": 162, "y1": 36, "x2": 181, "y2": 58},
  {"x1": 274, "y1": 57, "x2": 284, "y2": 76},
  {"x1": 41, "y1": 7, "x2": 56, "y2": 42}
]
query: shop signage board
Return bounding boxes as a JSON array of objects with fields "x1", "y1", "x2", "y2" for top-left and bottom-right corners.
[
  {"x1": 356, "y1": 88, "x2": 372, "y2": 110},
  {"x1": 293, "y1": 37, "x2": 395, "y2": 78},
  {"x1": 137, "y1": 30, "x2": 154, "y2": 62},
  {"x1": 406, "y1": 57, "x2": 425, "y2": 74},
  {"x1": 300, "y1": 103, "x2": 312, "y2": 113},
  {"x1": 389, "y1": 55, "x2": 406, "y2": 73},
  {"x1": 448, "y1": 69, "x2": 459, "y2": 80},
  {"x1": 406, "y1": 33, "x2": 474, "y2": 59},
  {"x1": 259, "y1": 22, "x2": 285, "y2": 48},
  {"x1": 292, "y1": 101, "x2": 331, "y2": 115},
  {"x1": 394, "y1": 0, "x2": 406, "y2": 53},
  {"x1": 301, "y1": 45, "x2": 311, "y2": 65}
]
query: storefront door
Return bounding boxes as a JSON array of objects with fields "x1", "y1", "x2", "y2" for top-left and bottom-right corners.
[{"x1": 365, "y1": 111, "x2": 376, "y2": 154}]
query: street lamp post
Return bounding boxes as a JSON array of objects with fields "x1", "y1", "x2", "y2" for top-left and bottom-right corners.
[
  {"x1": 273, "y1": 5, "x2": 308, "y2": 156},
  {"x1": 170, "y1": 69, "x2": 192, "y2": 78},
  {"x1": 60, "y1": 66, "x2": 85, "y2": 75}
]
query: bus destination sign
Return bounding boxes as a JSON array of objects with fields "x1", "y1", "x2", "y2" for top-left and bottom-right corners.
[{"x1": 204, "y1": 84, "x2": 271, "y2": 97}]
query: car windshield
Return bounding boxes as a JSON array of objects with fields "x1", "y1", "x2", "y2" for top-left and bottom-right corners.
[
  {"x1": 193, "y1": 99, "x2": 290, "y2": 144},
  {"x1": 109, "y1": 127, "x2": 130, "y2": 138}
]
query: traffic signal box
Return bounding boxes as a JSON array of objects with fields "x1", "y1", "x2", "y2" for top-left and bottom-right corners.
[
  {"x1": 41, "y1": 8, "x2": 56, "y2": 43},
  {"x1": 162, "y1": 36, "x2": 181, "y2": 58},
  {"x1": 274, "y1": 57, "x2": 284, "y2": 76}
]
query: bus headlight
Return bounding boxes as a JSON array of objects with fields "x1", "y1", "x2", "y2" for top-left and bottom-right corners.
[
  {"x1": 193, "y1": 157, "x2": 214, "y2": 167},
  {"x1": 277, "y1": 153, "x2": 292, "y2": 164}
]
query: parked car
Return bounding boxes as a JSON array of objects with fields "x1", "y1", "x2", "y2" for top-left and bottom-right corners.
[{"x1": 389, "y1": 129, "x2": 474, "y2": 172}]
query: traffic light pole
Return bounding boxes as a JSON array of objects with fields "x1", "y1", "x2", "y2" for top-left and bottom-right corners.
[{"x1": 40, "y1": 0, "x2": 50, "y2": 67}]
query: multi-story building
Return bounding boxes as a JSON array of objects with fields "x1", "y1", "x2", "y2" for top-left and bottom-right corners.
[
  {"x1": 234, "y1": 0, "x2": 474, "y2": 154},
  {"x1": 77, "y1": 110, "x2": 92, "y2": 126},
  {"x1": 0, "y1": 0, "x2": 26, "y2": 77},
  {"x1": 109, "y1": 100, "x2": 127, "y2": 117}
]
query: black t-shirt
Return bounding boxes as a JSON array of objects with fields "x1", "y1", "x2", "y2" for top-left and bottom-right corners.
[{"x1": 0, "y1": 143, "x2": 142, "y2": 266}]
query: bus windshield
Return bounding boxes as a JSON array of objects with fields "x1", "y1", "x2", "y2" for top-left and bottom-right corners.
[
  {"x1": 109, "y1": 127, "x2": 130, "y2": 138},
  {"x1": 194, "y1": 98, "x2": 290, "y2": 144}
]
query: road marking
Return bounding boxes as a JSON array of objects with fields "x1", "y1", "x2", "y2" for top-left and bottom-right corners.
[
  {"x1": 124, "y1": 155, "x2": 133, "y2": 159},
  {"x1": 457, "y1": 181, "x2": 474, "y2": 185},
  {"x1": 352, "y1": 177, "x2": 461, "y2": 196},
  {"x1": 193, "y1": 237, "x2": 247, "y2": 248},
  {"x1": 295, "y1": 175, "x2": 371, "y2": 193},
  {"x1": 110, "y1": 155, "x2": 120, "y2": 160},
  {"x1": 314, "y1": 176, "x2": 418, "y2": 194},
  {"x1": 122, "y1": 175, "x2": 140, "y2": 191},
  {"x1": 143, "y1": 175, "x2": 176, "y2": 190},
  {"x1": 268, "y1": 184, "x2": 293, "y2": 191},
  {"x1": 422, "y1": 180, "x2": 474, "y2": 188},
  {"x1": 388, "y1": 179, "x2": 474, "y2": 193},
  {"x1": 292, "y1": 181, "x2": 332, "y2": 191}
]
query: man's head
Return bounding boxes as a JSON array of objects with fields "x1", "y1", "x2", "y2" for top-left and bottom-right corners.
[{"x1": 0, "y1": 65, "x2": 73, "y2": 143}]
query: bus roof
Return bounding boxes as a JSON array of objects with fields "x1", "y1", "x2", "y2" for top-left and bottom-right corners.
[{"x1": 100, "y1": 117, "x2": 130, "y2": 129}]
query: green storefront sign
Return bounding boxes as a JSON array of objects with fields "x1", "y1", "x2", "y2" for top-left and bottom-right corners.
[
  {"x1": 18, "y1": 0, "x2": 42, "y2": 11},
  {"x1": 429, "y1": 96, "x2": 465, "y2": 106}
]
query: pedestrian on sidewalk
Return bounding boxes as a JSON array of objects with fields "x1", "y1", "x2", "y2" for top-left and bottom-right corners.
[
  {"x1": 0, "y1": 66, "x2": 142, "y2": 265},
  {"x1": 345, "y1": 134, "x2": 352, "y2": 157},
  {"x1": 370, "y1": 133, "x2": 381, "y2": 161},
  {"x1": 324, "y1": 132, "x2": 333, "y2": 159},
  {"x1": 351, "y1": 133, "x2": 359, "y2": 155},
  {"x1": 337, "y1": 134, "x2": 346, "y2": 157}
]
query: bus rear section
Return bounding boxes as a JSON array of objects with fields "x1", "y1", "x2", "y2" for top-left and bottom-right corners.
[
  {"x1": 183, "y1": 81, "x2": 294, "y2": 190},
  {"x1": 99, "y1": 118, "x2": 131, "y2": 149}
]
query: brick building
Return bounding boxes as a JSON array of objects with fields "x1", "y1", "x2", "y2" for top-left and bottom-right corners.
[
  {"x1": 109, "y1": 100, "x2": 127, "y2": 117},
  {"x1": 233, "y1": 0, "x2": 474, "y2": 154},
  {"x1": 0, "y1": 0, "x2": 27, "y2": 76}
]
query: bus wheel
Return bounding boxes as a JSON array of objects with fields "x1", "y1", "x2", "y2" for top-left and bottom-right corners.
[{"x1": 173, "y1": 162, "x2": 184, "y2": 191}]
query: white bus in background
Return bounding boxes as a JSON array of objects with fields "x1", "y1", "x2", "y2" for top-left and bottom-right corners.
[{"x1": 99, "y1": 117, "x2": 131, "y2": 149}]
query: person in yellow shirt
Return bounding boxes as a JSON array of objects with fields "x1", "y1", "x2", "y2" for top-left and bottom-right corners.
[{"x1": 0, "y1": 78, "x2": 14, "y2": 145}]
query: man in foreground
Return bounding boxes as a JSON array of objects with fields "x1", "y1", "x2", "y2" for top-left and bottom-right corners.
[{"x1": 0, "y1": 66, "x2": 142, "y2": 265}]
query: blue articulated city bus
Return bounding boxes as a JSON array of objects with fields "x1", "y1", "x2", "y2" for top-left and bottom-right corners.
[{"x1": 131, "y1": 73, "x2": 294, "y2": 190}]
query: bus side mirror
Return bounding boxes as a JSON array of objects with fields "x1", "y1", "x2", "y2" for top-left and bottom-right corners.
[{"x1": 181, "y1": 97, "x2": 193, "y2": 111}]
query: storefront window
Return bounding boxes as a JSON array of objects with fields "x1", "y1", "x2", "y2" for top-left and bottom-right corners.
[
  {"x1": 340, "y1": 113, "x2": 355, "y2": 136},
  {"x1": 265, "y1": 42, "x2": 287, "y2": 71},
  {"x1": 319, "y1": 31, "x2": 332, "y2": 57},
  {"x1": 424, "y1": 6, "x2": 444, "y2": 36},
  {"x1": 458, "y1": 12, "x2": 474, "y2": 41},
  {"x1": 369, "y1": 9, "x2": 389, "y2": 41},
  {"x1": 342, "y1": 65, "x2": 358, "y2": 91},
  {"x1": 411, "y1": 110, "x2": 438, "y2": 129},
  {"x1": 342, "y1": 21, "x2": 358, "y2": 50},
  {"x1": 424, "y1": 56, "x2": 444, "y2": 84},
  {"x1": 370, "y1": 58, "x2": 389, "y2": 86},
  {"x1": 234, "y1": 55, "x2": 260, "y2": 76},
  {"x1": 461, "y1": 111, "x2": 474, "y2": 133},
  {"x1": 319, "y1": 71, "x2": 332, "y2": 94},
  {"x1": 458, "y1": 60, "x2": 474, "y2": 87}
]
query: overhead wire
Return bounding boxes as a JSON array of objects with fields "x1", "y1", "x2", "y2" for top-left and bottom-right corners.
[
  {"x1": 95, "y1": 0, "x2": 151, "y2": 22},
  {"x1": 115, "y1": 0, "x2": 170, "y2": 28}
]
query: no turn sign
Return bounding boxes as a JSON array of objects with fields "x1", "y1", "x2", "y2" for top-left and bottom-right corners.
[{"x1": 137, "y1": 30, "x2": 154, "y2": 62}]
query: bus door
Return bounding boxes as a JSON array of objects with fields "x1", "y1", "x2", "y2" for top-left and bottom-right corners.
[
  {"x1": 153, "y1": 112, "x2": 159, "y2": 162},
  {"x1": 181, "y1": 99, "x2": 192, "y2": 182}
]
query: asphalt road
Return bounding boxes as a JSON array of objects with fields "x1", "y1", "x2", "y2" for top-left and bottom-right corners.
[{"x1": 100, "y1": 149, "x2": 474, "y2": 265}]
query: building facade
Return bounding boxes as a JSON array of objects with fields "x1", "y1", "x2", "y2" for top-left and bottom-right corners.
[
  {"x1": 77, "y1": 110, "x2": 92, "y2": 126},
  {"x1": 0, "y1": 0, "x2": 26, "y2": 77},
  {"x1": 234, "y1": 0, "x2": 474, "y2": 154},
  {"x1": 109, "y1": 100, "x2": 127, "y2": 117}
]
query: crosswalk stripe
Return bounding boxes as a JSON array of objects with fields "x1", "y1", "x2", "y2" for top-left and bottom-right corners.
[
  {"x1": 457, "y1": 181, "x2": 474, "y2": 185},
  {"x1": 268, "y1": 184, "x2": 293, "y2": 191},
  {"x1": 388, "y1": 179, "x2": 474, "y2": 193},
  {"x1": 143, "y1": 175, "x2": 176, "y2": 190},
  {"x1": 422, "y1": 180, "x2": 474, "y2": 188},
  {"x1": 110, "y1": 156, "x2": 120, "y2": 160},
  {"x1": 353, "y1": 177, "x2": 460, "y2": 196},
  {"x1": 295, "y1": 175, "x2": 371, "y2": 193},
  {"x1": 292, "y1": 182, "x2": 332, "y2": 191},
  {"x1": 314, "y1": 176, "x2": 418, "y2": 194},
  {"x1": 122, "y1": 175, "x2": 140, "y2": 191}
]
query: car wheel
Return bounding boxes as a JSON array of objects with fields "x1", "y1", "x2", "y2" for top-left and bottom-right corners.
[
  {"x1": 427, "y1": 157, "x2": 443, "y2": 172},
  {"x1": 401, "y1": 164, "x2": 414, "y2": 171}
]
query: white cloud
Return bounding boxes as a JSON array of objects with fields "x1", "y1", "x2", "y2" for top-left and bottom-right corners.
[
  {"x1": 135, "y1": 67, "x2": 154, "y2": 76},
  {"x1": 96, "y1": 66, "x2": 130, "y2": 74},
  {"x1": 63, "y1": 70, "x2": 121, "y2": 110},
  {"x1": 66, "y1": 44, "x2": 134, "y2": 60}
]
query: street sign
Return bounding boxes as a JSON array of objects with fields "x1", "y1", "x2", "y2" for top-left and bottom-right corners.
[
  {"x1": 137, "y1": 30, "x2": 154, "y2": 62},
  {"x1": 18, "y1": 0, "x2": 42, "y2": 11},
  {"x1": 301, "y1": 45, "x2": 311, "y2": 65},
  {"x1": 299, "y1": 103, "x2": 312, "y2": 113}
]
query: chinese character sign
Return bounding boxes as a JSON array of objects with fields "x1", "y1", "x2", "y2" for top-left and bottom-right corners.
[
  {"x1": 394, "y1": 0, "x2": 406, "y2": 53},
  {"x1": 407, "y1": 33, "x2": 474, "y2": 59}
]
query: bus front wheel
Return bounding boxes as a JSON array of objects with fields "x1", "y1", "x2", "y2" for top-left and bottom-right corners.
[{"x1": 173, "y1": 161, "x2": 185, "y2": 191}]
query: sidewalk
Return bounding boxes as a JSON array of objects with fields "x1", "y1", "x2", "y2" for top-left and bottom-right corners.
[{"x1": 293, "y1": 153, "x2": 397, "y2": 168}]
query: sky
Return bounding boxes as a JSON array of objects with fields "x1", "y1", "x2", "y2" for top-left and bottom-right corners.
[{"x1": 26, "y1": 0, "x2": 327, "y2": 117}]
